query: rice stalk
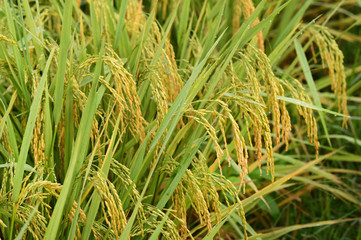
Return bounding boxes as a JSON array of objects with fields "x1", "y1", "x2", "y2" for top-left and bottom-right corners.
[{"x1": 234, "y1": 0, "x2": 265, "y2": 51}]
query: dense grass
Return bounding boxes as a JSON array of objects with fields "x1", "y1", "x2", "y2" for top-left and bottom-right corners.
[{"x1": 0, "y1": 0, "x2": 360, "y2": 239}]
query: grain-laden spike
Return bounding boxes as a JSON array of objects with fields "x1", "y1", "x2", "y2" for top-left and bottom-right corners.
[
  {"x1": 193, "y1": 153, "x2": 222, "y2": 228},
  {"x1": 236, "y1": 0, "x2": 265, "y2": 52},
  {"x1": 232, "y1": 52, "x2": 275, "y2": 181},
  {"x1": 309, "y1": 25, "x2": 349, "y2": 126},
  {"x1": 0, "y1": 34, "x2": 17, "y2": 45},
  {"x1": 5, "y1": 164, "x2": 89, "y2": 240},
  {"x1": 146, "y1": 67, "x2": 170, "y2": 121},
  {"x1": 173, "y1": 184, "x2": 188, "y2": 239},
  {"x1": 209, "y1": 165, "x2": 248, "y2": 239},
  {"x1": 110, "y1": 159, "x2": 146, "y2": 230},
  {"x1": 157, "y1": 157, "x2": 188, "y2": 239},
  {"x1": 246, "y1": 45, "x2": 292, "y2": 148},
  {"x1": 228, "y1": 112, "x2": 249, "y2": 191},
  {"x1": 131, "y1": 205, "x2": 181, "y2": 240},
  {"x1": 28, "y1": 70, "x2": 46, "y2": 166},
  {"x1": 183, "y1": 169, "x2": 212, "y2": 232},
  {"x1": 92, "y1": 222, "x2": 117, "y2": 240},
  {"x1": 185, "y1": 109, "x2": 224, "y2": 175},
  {"x1": 279, "y1": 78, "x2": 319, "y2": 157},
  {"x1": 67, "y1": 200, "x2": 88, "y2": 238},
  {"x1": 279, "y1": 86, "x2": 292, "y2": 150},
  {"x1": 90, "y1": 170, "x2": 127, "y2": 238},
  {"x1": 16, "y1": 205, "x2": 47, "y2": 240},
  {"x1": 225, "y1": 94, "x2": 273, "y2": 181},
  {"x1": 218, "y1": 116, "x2": 231, "y2": 167},
  {"x1": 126, "y1": 0, "x2": 183, "y2": 123},
  {"x1": 233, "y1": 1, "x2": 242, "y2": 35},
  {"x1": 227, "y1": 57, "x2": 270, "y2": 174},
  {"x1": 73, "y1": 51, "x2": 146, "y2": 140},
  {"x1": 239, "y1": 43, "x2": 319, "y2": 160},
  {"x1": 237, "y1": 43, "x2": 319, "y2": 173},
  {"x1": 159, "y1": 152, "x2": 233, "y2": 239},
  {"x1": 7, "y1": 165, "x2": 78, "y2": 240},
  {"x1": 192, "y1": 96, "x2": 269, "y2": 189},
  {"x1": 239, "y1": 54, "x2": 263, "y2": 102}
]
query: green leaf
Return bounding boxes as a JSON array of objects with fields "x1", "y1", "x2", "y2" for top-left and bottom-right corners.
[
  {"x1": 248, "y1": 218, "x2": 359, "y2": 240},
  {"x1": 53, "y1": 0, "x2": 73, "y2": 125}
]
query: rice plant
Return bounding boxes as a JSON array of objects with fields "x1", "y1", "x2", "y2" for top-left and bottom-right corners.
[{"x1": 0, "y1": 0, "x2": 360, "y2": 239}]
